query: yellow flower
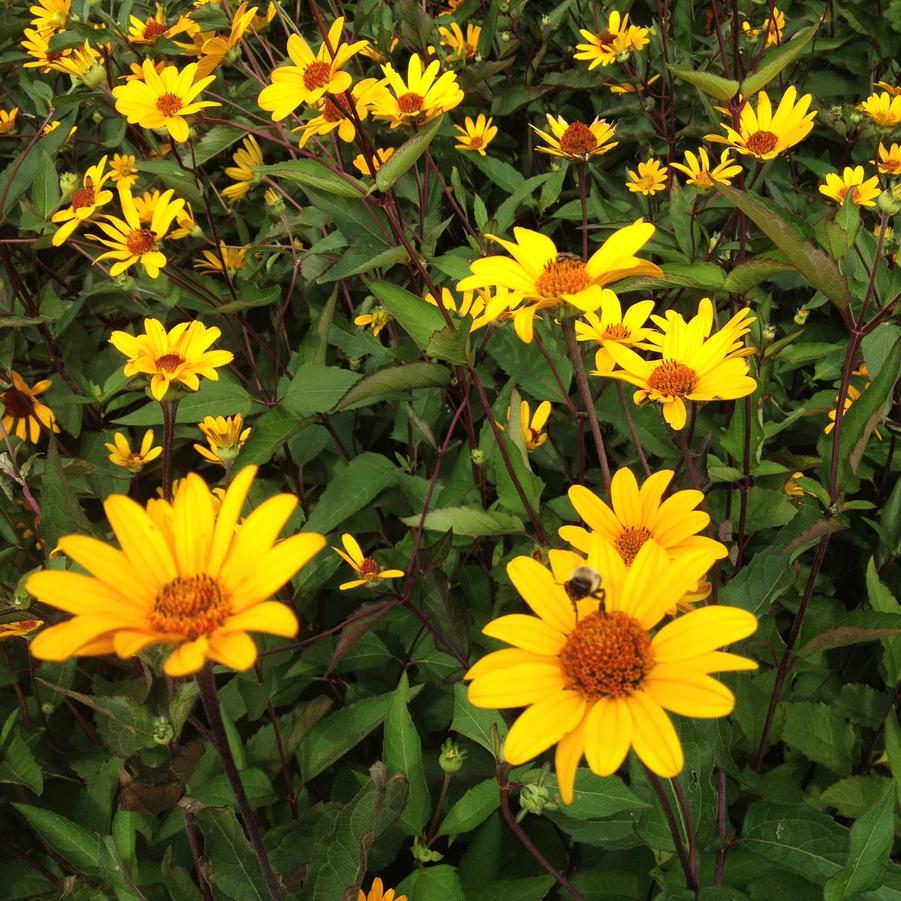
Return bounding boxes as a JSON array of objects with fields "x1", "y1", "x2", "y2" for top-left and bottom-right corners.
[
  {"x1": 742, "y1": 7, "x2": 784, "y2": 47},
  {"x1": 574, "y1": 11, "x2": 650, "y2": 69},
  {"x1": 784, "y1": 471, "x2": 807, "y2": 498},
  {"x1": 437, "y1": 0, "x2": 465, "y2": 15},
  {"x1": 2, "y1": 372, "x2": 59, "y2": 443},
  {"x1": 519, "y1": 400, "x2": 552, "y2": 450},
  {"x1": 875, "y1": 142, "x2": 901, "y2": 175},
  {"x1": 602, "y1": 298, "x2": 757, "y2": 430},
  {"x1": 706, "y1": 87, "x2": 816, "y2": 160},
  {"x1": 27, "y1": 466, "x2": 325, "y2": 676},
  {"x1": 112, "y1": 60, "x2": 220, "y2": 144},
  {"x1": 359, "y1": 36, "x2": 399, "y2": 63},
  {"x1": 127, "y1": 3, "x2": 195, "y2": 44},
  {"x1": 46, "y1": 40, "x2": 106, "y2": 83},
  {"x1": 125, "y1": 59, "x2": 167, "y2": 82},
  {"x1": 352, "y1": 147, "x2": 395, "y2": 176},
  {"x1": 466, "y1": 540, "x2": 756, "y2": 803},
  {"x1": 372, "y1": 53, "x2": 464, "y2": 128},
  {"x1": 457, "y1": 221, "x2": 662, "y2": 343},
  {"x1": 196, "y1": 2, "x2": 260, "y2": 78},
  {"x1": 0, "y1": 108, "x2": 18, "y2": 135},
  {"x1": 819, "y1": 166, "x2": 881, "y2": 208},
  {"x1": 358, "y1": 878, "x2": 406, "y2": 901},
  {"x1": 438, "y1": 22, "x2": 480, "y2": 61},
  {"x1": 105, "y1": 430, "x2": 163, "y2": 471},
  {"x1": 354, "y1": 307, "x2": 391, "y2": 337},
  {"x1": 604, "y1": 74, "x2": 660, "y2": 95},
  {"x1": 170, "y1": 203, "x2": 200, "y2": 240},
  {"x1": 109, "y1": 317, "x2": 234, "y2": 401},
  {"x1": 88, "y1": 187, "x2": 185, "y2": 279},
  {"x1": 295, "y1": 78, "x2": 385, "y2": 148},
  {"x1": 257, "y1": 17, "x2": 369, "y2": 121},
  {"x1": 627, "y1": 159, "x2": 668, "y2": 195},
  {"x1": 0, "y1": 620, "x2": 44, "y2": 641},
  {"x1": 29, "y1": 0, "x2": 69, "y2": 33},
  {"x1": 43, "y1": 121, "x2": 77, "y2": 144},
  {"x1": 222, "y1": 135, "x2": 264, "y2": 202},
  {"x1": 132, "y1": 189, "x2": 169, "y2": 225},
  {"x1": 858, "y1": 91, "x2": 901, "y2": 128},
  {"x1": 194, "y1": 414, "x2": 251, "y2": 465},
  {"x1": 825, "y1": 384, "x2": 881, "y2": 437},
  {"x1": 874, "y1": 82, "x2": 901, "y2": 96},
  {"x1": 575, "y1": 295, "x2": 656, "y2": 373},
  {"x1": 532, "y1": 115, "x2": 617, "y2": 161},
  {"x1": 423, "y1": 286, "x2": 504, "y2": 331},
  {"x1": 109, "y1": 153, "x2": 139, "y2": 190},
  {"x1": 453, "y1": 114, "x2": 497, "y2": 156},
  {"x1": 670, "y1": 147, "x2": 742, "y2": 189},
  {"x1": 50, "y1": 156, "x2": 115, "y2": 247},
  {"x1": 21, "y1": 27, "x2": 71, "y2": 71},
  {"x1": 333, "y1": 534, "x2": 405, "y2": 590},
  {"x1": 194, "y1": 243, "x2": 250, "y2": 276}
]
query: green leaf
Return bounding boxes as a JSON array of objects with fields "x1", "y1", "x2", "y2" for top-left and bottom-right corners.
[
  {"x1": 553, "y1": 769, "x2": 649, "y2": 819},
  {"x1": 375, "y1": 115, "x2": 444, "y2": 192},
  {"x1": 333, "y1": 362, "x2": 451, "y2": 412},
  {"x1": 258, "y1": 160, "x2": 366, "y2": 198},
  {"x1": 797, "y1": 610, "x2": 901, "y2": 657},
  {"x1": 113, "y1": 376, "x2": 252, "y2": 426},
  {"x1": 863, "y1": 324, "x2": 901, "y2": 380},
  {"x1": 162, "y1": 846, "x2": 205, "y2": 901},
  {"x1": 319, "y1": 244, "x2": 409, "y2": 282},
  {"x1": 884, "y1": 716, "x2": 901, "y2": 805},
  {"x1": 466, "y1": 878, "x2": 556, "y2": 901},
  {"x1": 396, "y1": 865, "x2": 465, "y2": 901},
  {"x1": 38, "y1": 439, "x2": 92, "y2": 548},
  {"x1": 668, "y1": 64, "x2": 739, "y2": 100},
  {"x1": 399, "y1": 506, "x2": 520, "y2": 537},
  {"x1": 194, "y1": 807, "x2": 267, "y2": 901},
  {"x1": 723, "y1": 257, "x2": 797, "y2": 294},
  {"x1": 782, "y1": 701, "x2": 857, "y2": 775},
  {"x1": 31, "y1": 152, "x2": 58, "y2": 219},
  {"x1": 369, "y1": 281, "x2": 446, "y2": 348},
  {"x1": 438, "y1": 779, "x2": 500, "y2": 836},
  {"x1": 466, "y1": 152, "x2": 526, "y2": 194},
  {"x1": 13, "y1": 804, "x2": 100, "y2": 874},
  {"x1": 0, "y1": 730, "x2": 43, "y2": 795},
  {"x1": 237, "y1": 408, "x2": 304, "y2": 465},
  {"x1": 740, "y1": 24, "x2": 819, "y2": 96},
  {"x1": 824, "y1": 779, "x2": 896, "y2": 900},
  {"x1": 450, "y1": 683, "x2": 506, "y2": 753},
  {"x1": 426, "y1": 326, "x2": 471, "y2": 364},
  {"x1": 281, "y1": 364, "x2": 361, "y2": 418},
  {"x1": 866, "y1": 558, "x2": 901, "y2": 685},
  {"x1": 716, "y1": 184, "x2": 850, "y2": 311},
  {"x1": 622, "y1": 261, "x2": 726, "y2": 291},
  {"x1": 215, "y1": 285, "x2": 281, "y2": 314},
  {"x1": 93, "y1": 696, "x2": 160, "y2": 757},
  {"x1": 191, "y1": 124, "x2": 247, "y2": 167}
]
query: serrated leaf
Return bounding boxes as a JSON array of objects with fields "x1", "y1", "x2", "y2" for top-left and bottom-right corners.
[
  {"x1": 399, "y1": 506, "x2": 520, "y2": 537},
  {"x1": 740, "y1": 24, "x2": 819, "y2": 96},
  {"x1": 866, "y1": 558, "x2": 901, "y2": 685},
  {"x1": 668, "y1": 65, "x2": 739, "y2": 100},
  {"x1": 466, "y1": 878, "x2": 556, "y2": 901},
  {"x1": 318, "y1": 244, "x2": 409, "y2": 282},
  {"x1": 723, "y1": 257, "x2": 796, "y2": 294},
  {"x1": 93, "y1": 696, "x2": 159, "y2": 757},
  {"x1": 113, "y1": 376, "x2": 252, "y2": 426},
  {"x1": 797, "y1": 610, "x2": 901, "y2": 657},
  {"x1": 426, "y1": 325, "x2": 471, "y2": 364},
  {"x1": 0, "y1": 731, "x2": 43, "y2": 795},
  {"x1": 281, "y1": 363, "x2": 361, "y2": 418},
  {"x1": 195, "y1": 807, "x2": 266, "y2": 901},
  {"x1": 782, "y1": 701, "x2": 857, "y2": 775},
  {"x1": 332, "y1": 362, "x2": 450, "y2": 412},
  {"x1": 553, "y1": 769, "x2": 649, "y2": 819},
  {"x1": 396, "y1": 865, "x2": 465, "y2": 901}
]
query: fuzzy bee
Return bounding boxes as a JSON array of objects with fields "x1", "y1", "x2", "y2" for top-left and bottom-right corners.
[{"x1": 564, "y1": 565, "x2": 606, "y2": 619}]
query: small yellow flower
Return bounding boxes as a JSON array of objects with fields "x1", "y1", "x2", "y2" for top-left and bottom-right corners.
[
  {"x1": 372, "y1": 53, "x2": 464, "y2": 128},
  {"x1": 359, "y1": 36, "x2": 399, "y2": 63},
  {"x1": 43, "y1": 121, "x2": 78, "y2": 144},
  {"x1": 627, "y1": 159, "x2": 668, "y2": 196},
  {"x1": 333, "y1": 534, "x2": 405, "y2": 590},
  {"x1": 357, "y1": 878, "x2": 406, "y2": 901},
  {"x1": 742, "y1": 7, "x2": 784, "y2": 47},
  {"x1": 519, "y1": 400, "x2": 552, "y2": 450},
  {"x1": 109, "y1": 317, "x2": 234, "y2": 402},
  {"x1": 46, "y1": 40, "x2": 107, "y2": 84},
  {"x1": 784, "y1": 472, "x2": 807, "y2": 498},
  {"x1": 112, "y1": 60, "x2": 220, "y2": 144},
  {"x1": 574, "y1": 11, "x2": 650, "y2": 69},
  {"x1": 295, "y1": 78, "x2": 385, "y2": 149},
  {"x1": 453, "y1": 114, "x2": 497, "y2": 156},
  {"x1": 193, "y1": 243, "x2": 250, "y2": 276},
  {"x1": 532, "y1": 114, "x2": 617, "y2": 161},
  {"x1": 437, "y1": 0, "x2": 465, "y2": 15},
  {"x1": 105, "y1": 430, "x2": 163, "y2": 471},
  {"x1": 109, "y1": 153, "x2": 139, "y2": 190},
  {"x1": 127, "y1": 3, "x2": 195, "y2": 44},
  {"x1": 819, "y1": 166, "x2": 881, "y2": 208},
  {"x1": 670, "y1": 148, "x2": 743, "y2": 189},
  {"x1": 0, "y1": 619, "x2": 44, "y2": 641},
  {"x1": 354, "y1": 307, "x2": 391, "y2": 336},
  {"x1": 577, "y1": 295, "x2": 656, "y2": 373},
  {"x1": 51, "y1": 156, "x2": 115, "y2": 247},
  {"x1": 874, "y1": 82, "x2": 901, "y2": 96},
  {"x1": 222, "y1": 135, "x2": 264, "y2": 202},
  {"x1": 2, "y1": 372, "x2": 59, "y2": 443},
  {"x1": 170, "y1": 203, "x2": 201, "y2": 240},
  {"x1": 29, "y1": 0, "x2": 69, "y2": 34},
  {"x1": 0, "y1": 108, "x2": 18, "y2": 135},
  {"x1": 352, "y1": 147, "x2": 395, "y2": 176},
  {"x1": 424, "y1": 286, "x2": 505, "y2": 331},
  {"x1": 825, "y1": 384, "x2": 882, "y2": 438},
  {"x1": 875, "y1": 142, "x2": 901, "y2": 175},
  {"x1": 439, "y1": 22, "x2": 481, "y2": 61},
  {"x1": 21, "y1": 27, "x2": 71, "y2": 71},
  {"x1": 858, "y1": 91, "x2": 901, "y2": 128},
  {"x1": 196, "y1": 2, "x2": 260, "y2": 78},
  {"x1": 194, "y1": 414, "x2": 251, "y2": 465},
  {"x1": 604, "y1": 74, "x2": 661, "y2": 95}
]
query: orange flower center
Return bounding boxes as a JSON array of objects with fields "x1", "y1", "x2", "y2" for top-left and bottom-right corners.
[
  {"x1": 143, "y1": 20, "x2": 168, "y2": 39},
  {"x1": 322, "y1": 98, "x2": 344, "y2": 122},
  {"x1": 559, "y1": 610, "x2": 654, "y2": 700},
  {"x1": 602, "y1": 323, "x2": 630, "y2": 341},
  {"x1": 693, "y1": 171, "x2": 714, "y2": 187},
  {"x1": 745, "y1": 129, "x2": 779, "y2": 156},
  {"x1": 558, "y1": 122, "x2": 598, "y2": 157},
  {"x1": 614, "y1": 525, "x2": 652, "y2": 566},
  {"x1": 535, "y1": 253, "x2": 591, "y2": 299},
  {"x1": 70, "y1": 185, "x2": 96, "y2": 211},
  {"x1": 470, "y1": 135, "x2": 484, "y2": 148},
  {"x1": 360, "y1": 558, "x2": 381, "y2": 578},
  {"x1": 598, "y1": 30, "x2": 616, "y2": 47},
  {"x1": 648, "y1": 361, "x2": 699, "y2": 397},
  {"x1": 303, "y1": 61, "x2": 332, "y2": 90},
  {"x1": 882, "y1": 159, "x2": 900, "y2": 173},
  {"x1": 125, "y1": 228, "x2": 156, "y2": 255},
  {"x1": 45, "y1": 50, "x2": 65, "y2": 62},
  {"x1": 2, "y1": 387, "x2": 34, "y2": 419},
  {"x1": 150, "y1": 574, "x2": 231, "y2": 640},
  {"x1": 397, "y1": 92, "x2": 425, "y2": 113},
  {"x1": 156, "y1": 353, "x2": 184, "y2": 372},
  {"x1": 156, "y1": 93, "x2": 183, "y2": 117}
]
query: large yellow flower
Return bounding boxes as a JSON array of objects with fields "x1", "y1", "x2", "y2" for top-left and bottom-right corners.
[
  {"x1": 112, "y1": 60, "x2": 220, "y2": 144},
  {"x1": 706, "y1": 87, "x2": 816, "y2": 160},
  {"x1": 372, "y1": 54, "x2": 464, "y2": 128},
  {"x1": 670, "y1": 148, "x2": 742, "y2": 189},
  {"x1": 819, "y1": 166, "x2": 880, "y2": 208},
  {"x1": 295, "y1": 78, "x2": 384, "y2": 148},
  {"x1": 466, "y1": 541, "x2": 757, "y2": 802},
  {"x1": 575, "y1": 295, "x2": 656, "y2": 373},
  {"x1": 2, "y1": 372, "x2": 59, "y2": 443},
  {"x1": 456, "y1": 221, "x2": 662, "y2": 343},
  {"x1": 531, "y1": 115, "x2": 617, "y2": 161},
  {"x1": 858, "y1": 91, "x2": 901, "y2": 128},
  {"x1": 109, "y1": 317, "x2": 234, "y2": 401},
  {"x1": 257, "y1": 17, "x2": 369, "y2": 121},
  {"x1": 27, "y1": 467, "x2": 325, "y2": 676},
  {"x1": 574, "y1": 11, "x2": 649, "y2": 69},
  {"x1": 51, "y1": 156, "x2": 114, "y2": 247}
]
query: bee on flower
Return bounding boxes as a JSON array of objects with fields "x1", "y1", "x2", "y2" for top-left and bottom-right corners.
[
  {"x1": 670, "y1": 148, "x2": 743, "y2": 189},
  {"x1": 532, "y1": 115, "x2": 618, "y2": 161},
  {"x1": 194, "y1": 415, "x2": 251, "y2": 466},
  {"x1": 50, "y1": 156, "x2": 115, "y2": 247},
  {"x1": 333, "y1": 534, "x2": 405, "y2": 590},
  {"x1": 858, "y1": 91, "x2": 901, "y2": 128},
  {"x1": 576, "y1": 295, "x2": 656, "y2": 373},
  {"x1": 0, "y1": 108, "x2": 18, "y2": 135},
  {"x1": 453, "y1": 114, "x2": 498, "y2": 156},
  {"x1": 438, "y1": 22, "x2": 481, "y2": 61},
  {"x1": 105, "y1": 430, "x2": 163, "y2": 472},
  {"x1": 2, "y1": 372, "x2": 59, "y2": 443},
  {"x1": 194, "y1": 243, "x2": 251, "y2": 277},
  {"x1": 874, "y1": 142, "x2": 901, "y2": 175},
  {"x1": 742, "y1": 7, "x2": 784, "y2": 47},
  {"x1": 819, "y1": 166, "x2": 881, "y2": 208},
  {"x1": 353, "y1": 147, "x2": 395, "y2": 176},
  {"x1": 626, "y1": 159, "x2": 668, "y2": 196},
  {"x1": 574, "y1": 11, "x2": 650, "y2": 69},
  {"x1": 371, "y1": 53, "x2": 464, "y2": 128}
]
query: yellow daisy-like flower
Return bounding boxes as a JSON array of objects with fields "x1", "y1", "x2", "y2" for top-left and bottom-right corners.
[
  {"x1": 194, "y1": 243, "x2": 250, "y2": 276},
  {"x1": 576, "y1": 295, "x2": 656, "y2": 373},
  {"x1": 874, "y1": 81, "x2": 901, "y2": 96},
  {"x1": 0, "y1": 108, "x2": 18, "y2": 135},
  {"x1": 354, "y1": 307, "x2": 391, "y2": 337},
  {"x1": 0, "y1": 620, "x2": 44, "y2": 641},
  {"x1": 742, "y1": 6, "x2": 784, "y2": 47},
  {"x1": 372, "y1": 54, "x2": 464, "y2": 128},
  {"x1": 257, "y1": 17, "x2": 369, "y2": 121},
  {"x1": 457, "y1": 221, "x2": 662, "y2": 344},
  {"x1": 112, "y1": 60, "x2": 220, "y2": 144},
  {"x1": 170, "y1": 203, "x2": 200, "y2": 240},
  {"x1": 875, "y1": 142, "x2": 901, "y2": 175},
  {"x1": 50, "y1": 156, "x2": 114, "y2": 247},
  {"x1": 438, "y1": 22, "x2": 481, "y2": 61},
  {"x1": 46, "y1": 40, "x2": 105, "y2": 83},
  {"x1": 222, "y1": 135, "x2": 264, "y2": 202},
  {"x1": 352, "y1": 147, "x2": 395, "y2": 176},
  {"x1": 706, "y1": 87, "x2": 816, "y2": 160},
  {"x1": 109, "y1": 317, "x2": 234, "y2": 402},
  {"x1": 819, "y1": 166, "x2": 881, "y2": 208},
  {"x1": 125, "y1": 59, "x2": 167, "y2": 83},
  {"x1": 466, "y1": 541, "x2": 757, "y2": 803},
  {"x1": 858, "y1": 91, "x2": 901, "y2": 128},
  {"x1": 519, "y1": 400, "x2": 552, "y2": 451},
  {"x1": 423, "y1": 286, "x2": 506, "y2": 331},
  {"x1": 605, "y1": 74, "x2": 660, "y2": 95},
  {"x1": 21, "y1": 27, "x2": 71, "y2": 71},
  {"x1": 27, "y1": 466, "x2": 325, "y2": 676},
  {"x1": 438, "y1": 0, "x2": 465, "y2": 16},
  {"x1": 195, "y1": 2, "x2": 259, "y2": 78},
  {"x1": 29, "y1": 0, "x2": 69, "y2": 34},
  {"x1": 670, "y1": 147, "x2": 743, "y2": 189},
  {"x1": 784, "y1": 471, "x2": 807, "y2": 498},
  {"x1": 333, "y1": 534, "x2": 405, "y2": 590},
  {"x1": 453, "y1": 114, "x2": 498, "y2": 156},
  {"x1": 825, "y1": 384, "x2": 881, "y2": 438},
  {"x1": 626, "y1": 159, "x2": 668, "y2": 196},
  {"x1": 532, "y1": 115, "x2": 617, "y2": 161},
  {"x1": 127, "y1": 3, "x2": 194, "y2": 44},
  {"x1": 2, "y1": 372, "x2": 59, "y2": 443},
  {"x1": 105, "y1": 429, "x2": 163, "y2": 472},
  {"x1": 358, "y1": 878, "x2": 406, "y2": 901},
  {"x1": 194, "y1": 414, "x2": 251, "y2": 465},
  {"x1": 574, "y1": 11, "x2": 649, "y2": 69},
  {"x1": 109, "y1": 153, "x2": 139, "y2": 190},
  {"x1": 88, "y1": 187, "x2": 185, "y2": 279},
  {"x1": 295, "y1": 78, "x2": 384, "y2": 148},
  {"x1": 602, "y1": 298, "x2": 757, "y2": 430}
]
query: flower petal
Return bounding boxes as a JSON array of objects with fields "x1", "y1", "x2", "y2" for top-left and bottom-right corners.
[{"x1": 503, "y1": 691, "x2": 586, "y2": 765}]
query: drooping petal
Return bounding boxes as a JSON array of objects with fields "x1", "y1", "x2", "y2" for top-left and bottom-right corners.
[
  {"x1": 502, "y1": 691, "x2": 586, "y2": 764},
  {"x1": 628, "y1": 690, "x2": 683, "y2": 776}
]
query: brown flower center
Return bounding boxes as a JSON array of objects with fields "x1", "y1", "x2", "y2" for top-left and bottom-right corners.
[
  {"x1": 2, "y1": 388, "x2": 34, "y2": 419},
  {"x1": 322, "y1": 98, "x2": 344, "y2": 122},
  {"x1": 535, "y1": 253, "x2": 591, "y2": 299},
  {"x1": 156, "y1": 93, "x2": 183, "y2": 117},
  {"x1": 303, "y1": 61, "x2": 332, "y2": 90},
  {"x1": 559, "y1": 122, "x2": 598, "y2": 157},
  {"x1": 615, "y1": 525, "x2": 652, "y2": 566},
  {"x1": 693, "y1": 171, "x2": 714, "y2": 187},
  {"x1": 397, "y1": 92, "x2": 425, "y2": 113},
  {"x1": 45, "y1": 50, "x2": 65, "y2": 62},
  {"x1": 648, "y1": 361, "x2": 699, "y2": 397},
  {"x1": 602, "y1": 323, "x2": 630, "y2": 340},
  {"x1": 125, "y1": 228, "x2": 156, "y2": 255},
  {"x1": 882, "y1": 159, "x2": 900, "y2": 173},
  {"x1": 559, "y1": 610, "x2": 654, "y2": 700},
  {"x1": 143, "y1": 20, "x2": 168, "y2": 39},
  {"x1": 150, "y1": 574, "x2": 231, "y2": 639},
  {"x1": 470, "y1": 135, "x2": 484, "y2": 148},
  {"x1": 745, "y1": 129, "x2": 779, "y2": 156},
  {"x1": 598, "y1": 30, "x2": 616, "y2": 47},
  {"x1": 156, "y1": 353, "x2": 184, "y2": 372},
  {"x1": 360, "y1": 558, "x2": 381, "y2": 578},
  {"x1": 70, "y1": 185, "x2": 96, "y2": 211}
]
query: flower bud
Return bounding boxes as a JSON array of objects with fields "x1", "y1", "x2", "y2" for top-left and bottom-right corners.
[
  {"x1": 81, "y1": 65, "x2": 107, "y2": 90},
  {"x1": 470, "y1": 448, "x2": 485, "y2": 466},
  {"x1": 519, "y1": 782, "x2": 556, "y2": 816},
  {"x1": 349, "y1": 356, "x2": 362, "y2": 372},
  {"x1": 59, "y1": 172, "x2": 80, "y2": 200},
  {"x1": 152, "y1": 716, "x2": 175, "y2": 745},
  {"x1": 877, "y1": 190, "x2": 901, "y2": 215},
  {"x1": 793, "y1": 307, "x2": 809, "y2": 326},
  {"x1": 411, "y1": 836, "x2": 444, "y2": 862},
  {"x1": 439, "y1": 739, "x2": 467, "y2": 774}
]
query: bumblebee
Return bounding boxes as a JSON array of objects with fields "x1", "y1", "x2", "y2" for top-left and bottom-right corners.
[{"x1": 564, "y1": 565, "x2": 606, "y2": 618}]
